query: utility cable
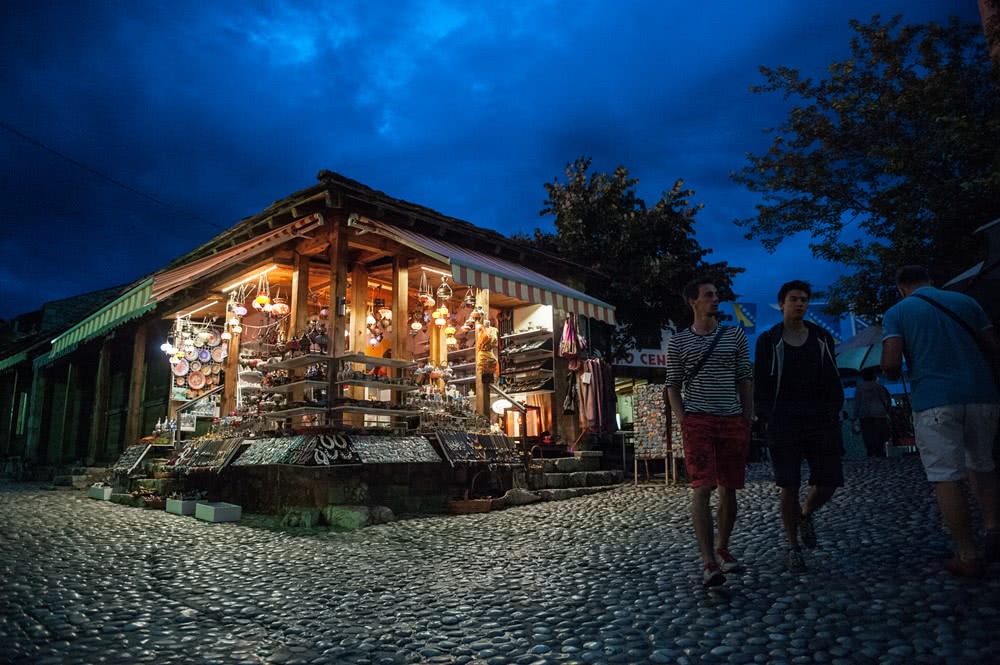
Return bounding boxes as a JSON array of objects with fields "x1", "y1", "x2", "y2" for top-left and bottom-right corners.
[{"x1": 0, "y1": 118, "x2": 226, "y2": 230}]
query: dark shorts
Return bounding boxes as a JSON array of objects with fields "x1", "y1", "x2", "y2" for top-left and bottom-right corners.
[
  {"x1": 768, "y1": 417, "x2": 844, "y2": 488},
  {"x1": 681, "y1": 413, "x2": 749, "y2": 489}
]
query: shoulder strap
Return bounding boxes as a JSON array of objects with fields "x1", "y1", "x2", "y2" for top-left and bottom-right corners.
[
  {"x1": 911, "y1": 293, "x2": 980, "y2": 341},
  {"x1": 685, "y1": 325, "x2": 727, "y2": 386}
]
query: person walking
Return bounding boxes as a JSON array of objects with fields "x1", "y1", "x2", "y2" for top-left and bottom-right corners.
[
  {"x1": 665, "y1": 277, "x2": 753, "y2": 587},
  {"x1": 881, "y1": 265, "x2": 1000, "y2": 578},
  {"x1": 754, "y1": 280, "x2": 844, "y2": 573},
  {"x1": 853, "y1": 367, "x2": 892, "y2": 457}
]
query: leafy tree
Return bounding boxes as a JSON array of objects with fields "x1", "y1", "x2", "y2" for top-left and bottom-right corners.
[
  {"x1": 514, "y1": 157, "x2": 741, "y2": 358},
  {"x1": 733, "y1": 15, "x2": 1000, "y2": 318}
]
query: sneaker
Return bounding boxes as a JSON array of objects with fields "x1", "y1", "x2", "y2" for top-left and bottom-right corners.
[
  {"x1": 715, "y1": 548, "x2": 744, "y2": 573},
  {"x1": 702, "y1": 562, "x2": 726, "y2": 587},
  {"x1": 799, "y1": 513, "x2": 817, "y2": 549},
  {"x1": 785, "y1": 547, "x2": 807, "y2": 573},
  {"x1": 983, "y1": 529, "x2": 1000, "y2": 563},
  {"x1": 944, "y1": 555, "x2": 985, "y2": 579}
]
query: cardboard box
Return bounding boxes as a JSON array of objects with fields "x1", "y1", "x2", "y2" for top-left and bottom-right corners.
[
  {"x1": 87, "y1": 486, "x2": 112, "y2": 501},
  {"x1": 195, "y1": 502, "x2": 241, "y2": 522},
  {"x1": 166, "y1": 498, "x2": 196, "y2": 515}
]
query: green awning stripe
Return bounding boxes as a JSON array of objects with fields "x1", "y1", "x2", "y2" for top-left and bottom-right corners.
[
  {"x1": 0, "y1": 351, "x2": 28, "y2": 374},
  {"x1": 48, "y1": 279, "x2": 156, "y2": 361}
]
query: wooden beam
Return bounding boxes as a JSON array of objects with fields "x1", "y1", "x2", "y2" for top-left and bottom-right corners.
[
  {"x1": 288, "y1": 252, "x2": 312, "y2": 406},
  {"x1": 124, "y1": 323, "x2": 148, "y2": 445},
  {"x1": 328, "y1": 217, "x2": 349, "y2": 423},
  {"x1": 87, "y1": 338, "x2": 111, "y2": 464},
  {"x1": 392, "y1": 256, "x2": 409, "y2": 404},
  {"x1": 475, "y1": 288, "x2": 491, "y2": 416},
  {"x1": 295, "y1": 234, "x2": 330, "y2": 256},
  {"x1": 221, "y1": 329, "x2": 240, "y2": 417}
]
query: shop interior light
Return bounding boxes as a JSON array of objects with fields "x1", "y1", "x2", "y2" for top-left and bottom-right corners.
[
  {"x1": 177, "y1": 300, "x2": 219, "y2": 317},
  {"x1": 222, "y1": 265, "x2": 278, "y2": 293},
  {"x1": 418, "y1": 265, "x2": 452, "y2": 278}
]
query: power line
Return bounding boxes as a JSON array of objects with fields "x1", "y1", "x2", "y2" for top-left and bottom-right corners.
[{"x1": 0, "y1": 119, "x2": 227, "y2": 230}]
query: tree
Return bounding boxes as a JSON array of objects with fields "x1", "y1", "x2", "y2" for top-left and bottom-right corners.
[
  {"x1": 514, "y1": 157, "x2": 741, "y2": 358},
  {"x1": 733, "y1": 15, "x2": 1000, "y2": 318}
]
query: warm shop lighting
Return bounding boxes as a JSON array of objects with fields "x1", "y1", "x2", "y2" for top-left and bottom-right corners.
[
  {"x1": 178, "y1": 300, "x2": 219, "y2": 317},
  {"x1": 419, "y1": 265, "x2": 451, "y2": 278},
  {"x1": 221, "y1": 265, "x2": 278, "y2": 293}
]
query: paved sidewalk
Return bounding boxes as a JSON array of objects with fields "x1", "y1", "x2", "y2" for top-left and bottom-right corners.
[{"x1": 1, "y1": 458, "x2": 998, "y2": 664}]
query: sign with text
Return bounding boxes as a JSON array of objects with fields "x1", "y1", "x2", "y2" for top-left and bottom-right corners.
[{"x1": 615, "y1": 349, "x2": 669, "y2": 369}]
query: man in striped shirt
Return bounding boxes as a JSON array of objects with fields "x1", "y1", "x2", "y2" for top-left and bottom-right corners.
[{"x1": 666, "y1": 278, "x2": 754, "y2": 587}]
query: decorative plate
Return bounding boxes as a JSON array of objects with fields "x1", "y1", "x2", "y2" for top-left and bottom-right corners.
[
  {"x1": 211, "y1": 364, "x2": 221, "y2": 374},
  {"x1": 187, "y1": 371, "x2": 206, "y2": 389},
  {"x1": 195, "y1": 332, "x2": 210, "y2": 347},
  {"x1": 172, "y1": 359, "x2": 189, "y2": 376},
  {"x1": 174, "y1": 376, "x2": 185, "y2": 386},
  {"x1": 201, "y1": 365, "x2": 212, "y2": 375},
  {"x1": 185, "y1": 349, "x2": 198, "y2": 361},
  {"x1": 198, "y1": 349, "x2": 211, "y2": 362},
  {"x1": 211, "y1": 347, "x2": 226, "y2": 363},
  {"x1": 189, "y1": 360, "x2": 202, "y2": 373},
  {"x1": 206, "y1": 331, "x2": 221, "y2": 347}
]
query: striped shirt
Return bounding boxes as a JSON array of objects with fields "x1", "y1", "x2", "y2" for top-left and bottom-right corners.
[{"x1": 665, "y1": 326, "x2": 752, "y2": 416}]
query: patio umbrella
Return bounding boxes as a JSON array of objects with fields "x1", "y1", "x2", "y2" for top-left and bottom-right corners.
[{"x1": 835, "y1": 324, "x2": 883, "y2": 374}]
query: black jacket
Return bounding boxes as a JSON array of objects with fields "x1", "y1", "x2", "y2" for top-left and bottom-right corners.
[{"x1": 753, "y1": 320, "x2": 844, "y2": 423}]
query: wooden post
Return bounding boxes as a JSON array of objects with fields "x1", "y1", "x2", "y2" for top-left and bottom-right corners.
[
  {"x1": 327, "y1": 217, "x2": 349, "y2": 424},
  {"x1": 124, "y1": 323, "x2": 148, "y2": 445},
  {"x1": 474, "y1": 288, "x2": 491, "y2": 416},
  {"x1": 87, "y1": 338, "x2": 112, "y2": 464},
  {"x1": 391, "y1": 257, "x2": 409, "y2": 405},
  {"x1": 24, "y1": 368, "x2": 48, "y2": 464},
  {"x1": 290, "y1": 251, "x2": 311, "y2": 405},
  {"x1": 221, "y1": 330, "x2": 240, "y2": 417},
  {"x1": 3, "y1": 369, "x2": 19, "y2": 458},
  {"x1": 349, "y1": 262, "x2": 370, "y2": 424},
  {"x1": 56, "y1": 363, "x2": 74, "y2": 464}
]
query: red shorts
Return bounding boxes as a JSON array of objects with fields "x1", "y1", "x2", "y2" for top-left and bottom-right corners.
[{"x1": 681, "y1": 413, "x2": 749, "y2": 489}]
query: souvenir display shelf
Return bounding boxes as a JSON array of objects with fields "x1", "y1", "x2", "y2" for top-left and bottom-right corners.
[
  {"x1": 333, "y1": 379, "x2": 419, "y2": 392},
  {"x1": 500, "y1": 333, "x2": 555, "y2": 396},
  {"x1": 261, "y1": 379, "x2": 328, "y2": 394}
]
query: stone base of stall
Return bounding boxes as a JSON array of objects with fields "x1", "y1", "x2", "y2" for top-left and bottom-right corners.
[{"x1": 171, "y1": 463, "x2": 514, "y2": 517}]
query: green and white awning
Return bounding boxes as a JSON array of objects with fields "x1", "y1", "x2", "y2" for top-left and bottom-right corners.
[
  {"x1": 0, "y1": 351, "x2": 28, "y2": 374},
  {"x1": 42, "y1": 279, "x2": 156, "y2": 365}
]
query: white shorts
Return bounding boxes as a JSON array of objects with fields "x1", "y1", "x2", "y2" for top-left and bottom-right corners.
[{"x1": 912, "y1": 403, "x2": 999, "y2": 482}]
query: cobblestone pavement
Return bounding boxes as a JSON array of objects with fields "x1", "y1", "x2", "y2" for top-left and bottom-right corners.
[{"x1": 2, "y1": 458, "x2": 1000, "y2": 665}]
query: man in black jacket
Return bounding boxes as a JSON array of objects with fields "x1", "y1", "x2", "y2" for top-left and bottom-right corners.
[{"x1": 754, "y1": 280, "x2": 845, "y2": 573}]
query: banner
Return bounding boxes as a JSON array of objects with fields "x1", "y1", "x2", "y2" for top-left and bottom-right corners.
[{"x1": 805, "y1": 307, "x2": 842, "y2": 343}]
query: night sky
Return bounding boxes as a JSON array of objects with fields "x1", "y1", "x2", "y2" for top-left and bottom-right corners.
[{"x1": 0, "y1": 1, "x2": 978, "y2": 321}]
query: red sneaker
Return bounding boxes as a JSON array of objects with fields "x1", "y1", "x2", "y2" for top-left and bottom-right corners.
[
  {"x1": 715, "y1": 548, "x2": 744, "y2": 573},
  {"x1": 702, "y1": 561, "x2": 726, "y2": 587}
]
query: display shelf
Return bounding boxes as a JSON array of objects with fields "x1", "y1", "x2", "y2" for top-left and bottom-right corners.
[
  {"x1": 449, "y1": 361, "x2": 476, "y2": 372},
  {"x1": 501, "y1": 367, "x2": 554, "y2": 377},
  {"x1": 263, "y1": 406, "x2": 328, "y2": 419},
  {"x1": 447, "y1": 376, "x2": 477, "y2": 384},
  {"x1": 261, "y1": 380, "x2": 328, "y2": 394},
  {"x1": 500, "y1": 328, "x2": 552, "y2": 342},
  {"x1": 334, "y1": 379, "x2": 419, "y2": 392},
  {"x1": 262, "y1": 354, "x2": 331, "y2": 370},
  {"x1": 448, "y1": 346, "x2": 476, "y2": 357},
  {"x1": 504, "y1": 388, "x2": 556, "y2": 397},
  {"x1": 238, "y1": 384, "x2": 262, "y2": 393},
  {"x1": 336, "y1": 353, "x2": 418, "y2": 369},
  {"x1": 329, "y1": 405, "x2": 418, "y2": 417},
  {"x1": 239, "y1": 371, "x2": 262, "y2": 382},
  {"x1": 501, "y1": 348, "x2": 552, "y2": 364}
]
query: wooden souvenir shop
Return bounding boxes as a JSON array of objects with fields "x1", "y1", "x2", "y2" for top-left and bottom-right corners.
[{"x1": 11, "y1": 172, "x2": 616, "y2": 494}]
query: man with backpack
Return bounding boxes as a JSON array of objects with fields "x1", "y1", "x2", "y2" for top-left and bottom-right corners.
[
  {"x1": 881, "y1": 265, "x2": 1000, "y2": 578},
  {"x1": 665, "y1": 277, "x2": 753, "y2": 587}
]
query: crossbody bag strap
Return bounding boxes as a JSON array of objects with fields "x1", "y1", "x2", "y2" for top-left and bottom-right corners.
[
  {"x1": 911, "y1": 294, "x2": 980, "y2": 340},
  {"x1": 684, "y1": 325, "x2": 726, "y2": 387}
]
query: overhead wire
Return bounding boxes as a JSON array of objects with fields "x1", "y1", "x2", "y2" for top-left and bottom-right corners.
[{"x1": 0, "y1": 118, "x2": 226, "y2": 230}]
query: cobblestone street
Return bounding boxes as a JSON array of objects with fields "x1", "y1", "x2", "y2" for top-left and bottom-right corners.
[{"x1": 2, "y1": 458, "x2": 999, "y2": 665}]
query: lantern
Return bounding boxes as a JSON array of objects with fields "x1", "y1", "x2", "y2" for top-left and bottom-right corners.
[
  {"x1": 446, "y1": 335, "x2": 458, "y2": 346},
  {"x1": 160, "y1": 342, "x2": 171, "y2": 353},
  {"x1": 232, "y1": 325, "x2": 242, "y2": 334},
  {"x1": 255, "y1": 293, "x2": 271, "y2": 307},
  {"x1": 444, "y1": 325, "x2": 457, "y2": 336},
  {"x1": 263, "y1": 303, "x2": 274, "y2": 314},
  {"x1": 228, "y1": 317, "x2": 240, "y2": 327},
  {"x1": 221, "y1": 331, "x2": 232, "y2": 341},
  {"x1": 434, "y1": 315, "x2": 447, "y2": 327},
  {"x1": 463, "y1": 287, "x2": 476, "y2": 307},
  {"x1": 319, "y1": 307, "x2": 329, "y2": 318},
  {"x1": 271, "y1": 297, "x2": 290, "y2": 317},
  {"x1": 436, "y1": 276, "x2": 453, "y2": 301},
  {"x1": 368, "y1": 335, "x2": 378, "y2": 347},
  {"x1": 410, "y1": 319, "x2": 423, "y2": 331},
  {"x1": 234, "y1": 305, "x2": 248, "y2": 317}
]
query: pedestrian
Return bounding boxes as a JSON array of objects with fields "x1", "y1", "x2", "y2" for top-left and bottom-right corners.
[
  {"x1": 665, "y1": 277, "x2": 753, "y2": 587},
  {"x1": 881, "y1": 265, "x2": 1000, "y2": 578},
  {"x1": 754, "y1": 280, "x2": 844, "y2": 573},
  {"x1": 852, "y1": 367, "x2": 892, "y2": 457}
]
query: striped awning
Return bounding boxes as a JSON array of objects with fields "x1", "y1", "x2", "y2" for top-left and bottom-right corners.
[
  {"x1": 45, "y1": 279, "x2": 156, "y2": 364},
  {"x1": 0, "y1": 351, "x2": 27, "y2": 374},
  {"x1": 359, "y1": 221, "x2": 615, "y2": 323}
]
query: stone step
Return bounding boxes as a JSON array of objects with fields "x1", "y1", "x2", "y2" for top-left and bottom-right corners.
[
  {"x1": 541, "y1": 451, "x2": 603, "y2": 473},
  {"x1": 527, "y1": 469, "x2": 623, "y2": 490},
  {"x1": 537, "y1": 485, "x2": 622, "y2": 502}
]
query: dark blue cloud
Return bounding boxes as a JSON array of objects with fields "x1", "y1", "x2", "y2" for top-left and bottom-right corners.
[{"x1": 0, "y1": 0, "x2": 977, "y2": 319}]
